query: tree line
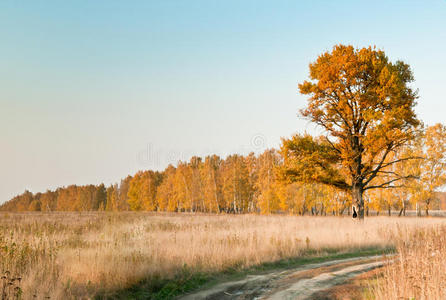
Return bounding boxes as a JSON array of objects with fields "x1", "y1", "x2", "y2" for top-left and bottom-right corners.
[
  {"x1": 0, "y1": 150, "x2": 350, "y2": 214},
  {"x1": 2, "y1": 125, "x2": 446, "y2": 216}
]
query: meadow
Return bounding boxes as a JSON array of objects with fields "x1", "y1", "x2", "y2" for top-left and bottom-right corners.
[{"x1": 0, "y1": 212, "x2": 445, "y2": 299}]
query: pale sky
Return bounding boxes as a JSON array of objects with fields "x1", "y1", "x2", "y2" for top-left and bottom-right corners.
[{"x1": 1, "y1": 0, "x2": 446, "y2": 203}]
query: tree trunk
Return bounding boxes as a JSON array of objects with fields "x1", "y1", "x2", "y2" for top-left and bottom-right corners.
[
  {"x1": 352, "y1": 185, "x2": 364, "y2": 220},
  {"x1": 400, "y1": 198, "x2": 406, "y2": 217},
  {"x1": 211, "y1": 169, "x2": 220, "y2": 213}
]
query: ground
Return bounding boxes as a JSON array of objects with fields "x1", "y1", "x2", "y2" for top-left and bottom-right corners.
[{"x1": 179, "y1": 254, "x2": 390, "y2": 300}]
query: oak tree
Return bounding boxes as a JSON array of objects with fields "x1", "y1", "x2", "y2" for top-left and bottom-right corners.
[{"x1": 281, "y1": 45, "x2": 420, "y2": 219}]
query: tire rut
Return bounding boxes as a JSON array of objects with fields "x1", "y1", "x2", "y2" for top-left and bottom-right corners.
[{"x1": 179, "y1": 255, "x2": 388, "y2": 300}]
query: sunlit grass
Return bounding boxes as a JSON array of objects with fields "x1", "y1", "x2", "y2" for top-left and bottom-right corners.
[
  {"x1": 1, "y1": 212, "x2": 445, "y2": 299},
  {"x1": 371, "y1": 224, "x2": 446, "y2": 299}
]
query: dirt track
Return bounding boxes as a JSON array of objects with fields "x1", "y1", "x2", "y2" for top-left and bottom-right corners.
[{"x1": 179, "y1": 255, "x2": 388, "y2": 300}]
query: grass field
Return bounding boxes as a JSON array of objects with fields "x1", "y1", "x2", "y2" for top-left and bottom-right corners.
[
  {"x1": 1, "y1": 212, "x2": 445, "y2": 299},
  {"x1": 371, "y1": 225, "x2": 446, "y2": 299}
]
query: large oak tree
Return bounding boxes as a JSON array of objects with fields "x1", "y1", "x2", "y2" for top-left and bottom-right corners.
[{"x1": 280, "y1": 45, "x2": 421, "y2": 219}]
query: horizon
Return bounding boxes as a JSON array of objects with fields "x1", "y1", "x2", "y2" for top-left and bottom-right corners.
[{"x1": 2, "y1": 0, "x2": 446, "y2": 203}]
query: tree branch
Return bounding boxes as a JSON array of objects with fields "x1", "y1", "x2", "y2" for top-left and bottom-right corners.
[{"x1": 365, "y1": 175, "x2": 417, "y2": 190}]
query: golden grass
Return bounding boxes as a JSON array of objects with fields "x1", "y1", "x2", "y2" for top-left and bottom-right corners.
[
  {"x1": 0, "y1": 212, "x2": 445, "y2": 299},
  {"x1": 371, "y1": 224, "x2": 446, "y2": 300}
]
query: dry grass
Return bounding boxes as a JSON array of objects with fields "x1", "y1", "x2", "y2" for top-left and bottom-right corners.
[
  {"x1": 0, "y1": 212, "x2": 445, "y2": 299},
  {"x1": 371, "y1": 224, "x2": 446, "y2": 300}
]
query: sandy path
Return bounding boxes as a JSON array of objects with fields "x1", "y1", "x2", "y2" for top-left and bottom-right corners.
[{"x1": 179, "y1": 255, "x2": 387, "y2": 300}]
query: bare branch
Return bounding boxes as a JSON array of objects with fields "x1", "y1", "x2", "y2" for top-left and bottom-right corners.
[
  {"x1": 324, "y1": 136, "x2": 342, "y2": 154},
  {"x1": 365, "y1": 175, "x2": 417, "y2": 190}
]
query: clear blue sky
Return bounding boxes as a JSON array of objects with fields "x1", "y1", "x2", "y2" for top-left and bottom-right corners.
[{"x1": 1, "y1": 0, "x2": 445, "y2": 203}]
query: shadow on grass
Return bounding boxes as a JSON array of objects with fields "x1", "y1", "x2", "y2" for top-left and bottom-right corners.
[{"x1": 95, "y1": 246, "x2": 395, "y2": 300}]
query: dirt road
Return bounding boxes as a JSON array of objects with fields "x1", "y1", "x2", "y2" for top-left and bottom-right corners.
[{"x1": 179, "y1": 255, "x2": 388, "y2": 300}]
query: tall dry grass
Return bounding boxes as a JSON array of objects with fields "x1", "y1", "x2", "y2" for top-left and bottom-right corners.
[
  {"x1": 0, "y1": 212, "x2": 445, "y2": 299},
  {"x1": 372, "y1": 225, "x2": 446, "y2": 300}
]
